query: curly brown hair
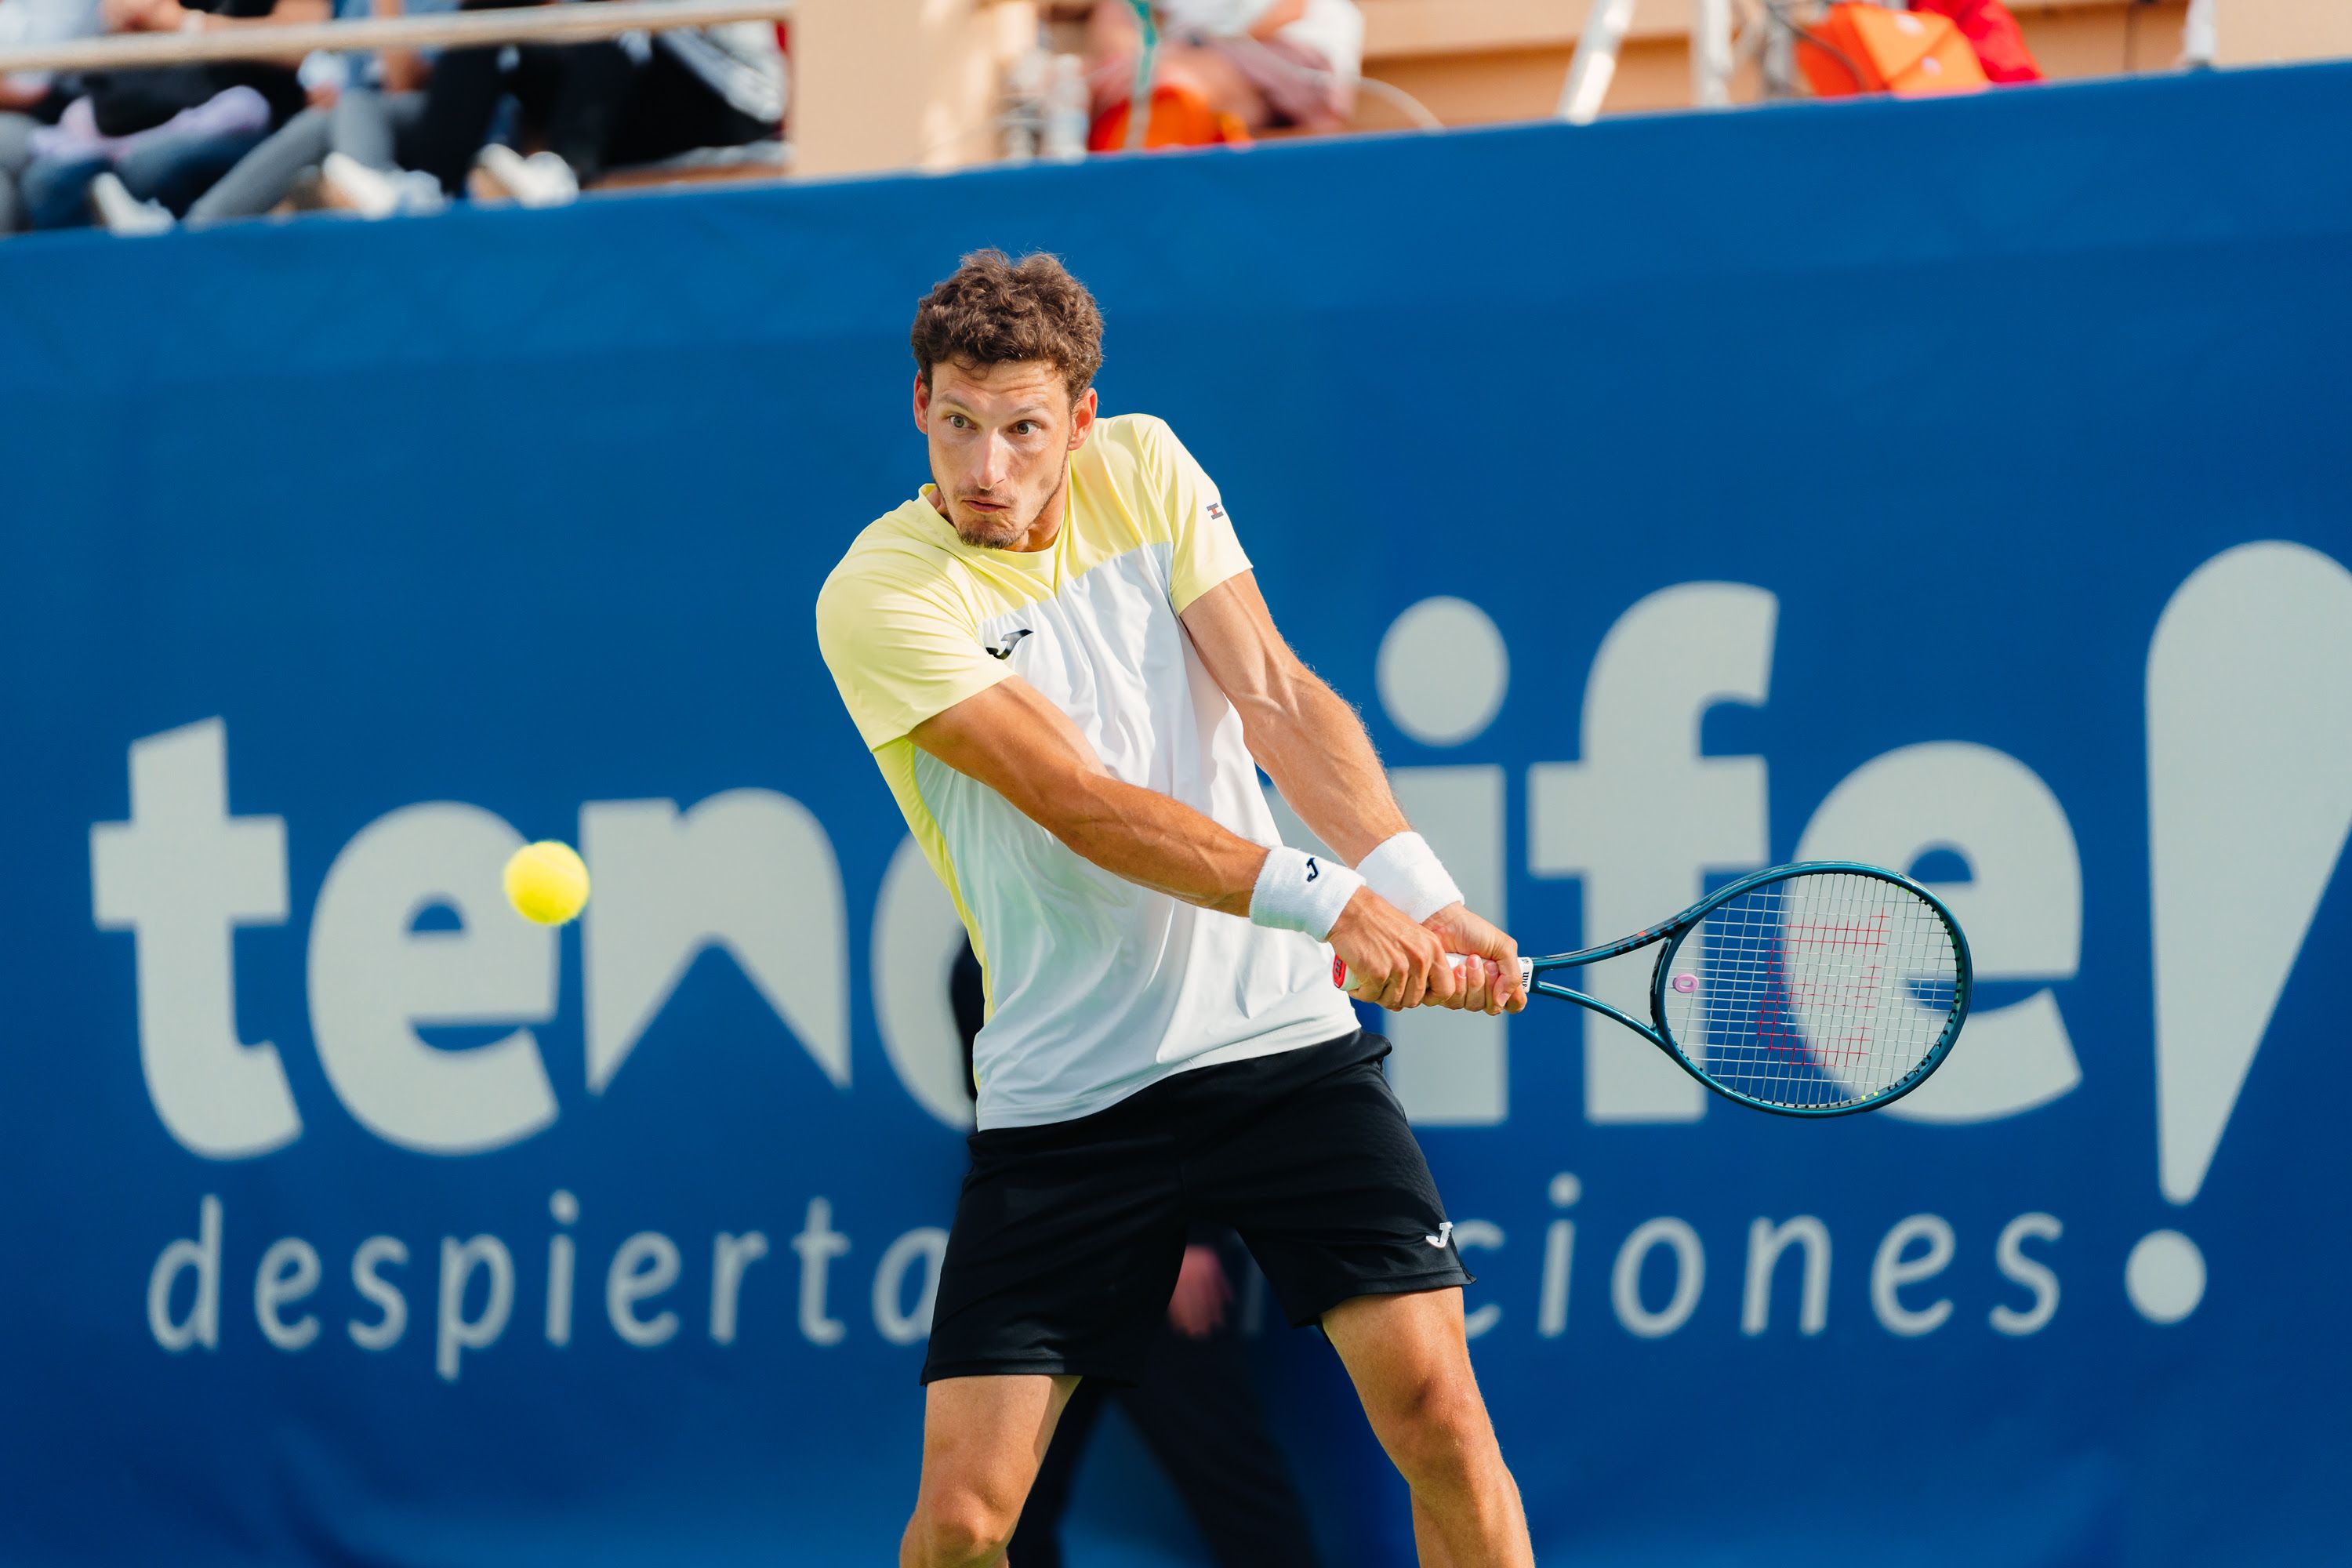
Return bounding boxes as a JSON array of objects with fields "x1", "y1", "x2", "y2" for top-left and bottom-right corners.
[{"x1": 910, "y1": 250, "x2": 1105, "y2": 407}]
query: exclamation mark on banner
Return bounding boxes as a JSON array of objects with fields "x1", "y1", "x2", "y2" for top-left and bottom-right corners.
[{"x1": 2141, "y1": 542, "x2": 2352, "y2": 1323}]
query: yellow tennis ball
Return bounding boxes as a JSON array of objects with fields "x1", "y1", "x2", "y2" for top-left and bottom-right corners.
[{"x1": 503, "y1": 840, "x2": 590, "y2": 926}]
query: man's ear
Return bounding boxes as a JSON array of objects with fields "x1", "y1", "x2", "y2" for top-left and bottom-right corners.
[
  {"x1": 1069, "y1": 387, "x2": 1098, "y2": 451},
  {"x1": 913, "y1": 372, "x2": 932, "y2": 434}
]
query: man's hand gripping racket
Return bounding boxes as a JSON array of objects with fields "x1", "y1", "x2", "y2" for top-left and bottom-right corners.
[
  {"x1": 1338, "y1": 861, "x2": 1973, "y2": 1116},
  {"x1": 1325, "y1": 890, "x2": 1526, "y2": 1014}
]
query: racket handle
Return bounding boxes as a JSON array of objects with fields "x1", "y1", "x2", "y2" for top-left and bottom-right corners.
[{"x1": 1332, "y1": 954, "x2": 1535, "y2": 992}]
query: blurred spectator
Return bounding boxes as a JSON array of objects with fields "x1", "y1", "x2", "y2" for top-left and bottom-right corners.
[
  {"x1": 948, "y1": 942, "x2": 1325, "y2": 1568},
  {"x1": 0, "y1": 0, "x2": 100, "y2": 230},
  {"x1": 398, "y1": 0, "x2": 784, "y2": 205},
  {"x1": 1086, "y1": 0, "x2": 1362, "y2": 146},
  {"x1": 180, "y1": 0, "x2": 454, "y2": 224},
  {"x1": 0, "y1": 0, "x2": 321, "y2": 232}
]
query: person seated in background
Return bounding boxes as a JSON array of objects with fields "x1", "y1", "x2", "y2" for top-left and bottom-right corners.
[
  {"x1": 1085, "y1": 0, "x2": 1362, "y2": 149},
  {"x1": 0, "y1": 0, "x2": 321, "y2": 232},
  {"x1": 397, "y1": 0, "x2": 785, "y2": 208},
  {"x1": 170, "y1": 0, "x2": 456, "y2": 225},
  {"x1": 0, "y1": 0, "x2": 103, "y2": 230}
]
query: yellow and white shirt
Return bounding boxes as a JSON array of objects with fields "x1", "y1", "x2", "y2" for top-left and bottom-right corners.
[{"x1": 817, "y1": 414, "x2": 1356, "y2": 1129}]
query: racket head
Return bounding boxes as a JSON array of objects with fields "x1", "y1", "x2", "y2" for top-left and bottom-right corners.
[{"x1": 1648, "y1": 862, "x2": 1971, "y2": 1116}]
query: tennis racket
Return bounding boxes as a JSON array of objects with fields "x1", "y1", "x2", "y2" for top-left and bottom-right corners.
[{"x1": 1338, "y1": 861, "x2": 1971, "y2": 1117}]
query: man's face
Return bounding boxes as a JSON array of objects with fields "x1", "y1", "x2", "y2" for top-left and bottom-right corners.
[{"x1": 914, "y1": 358, "x2": 1096, "y2": 550}]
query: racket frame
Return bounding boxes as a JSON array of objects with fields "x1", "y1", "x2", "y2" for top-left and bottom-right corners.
[{"x1": 1524, "y1": 859, "x2": 1973, "y2": 1118}]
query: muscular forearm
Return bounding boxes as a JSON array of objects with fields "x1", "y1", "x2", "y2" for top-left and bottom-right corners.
[
  {"x1": 1243, "y1": 674, "x2": 1409, "y2": 866},
  {"x1": 1033, "y1": 767, "x2": 1271, "y2": 916},
  {"x1": 905, "y1": 673, "x2": 1468, "y2": 1007},
  {"x1": 910, "y1": 677, "x2": 1277, "y2": 917}
]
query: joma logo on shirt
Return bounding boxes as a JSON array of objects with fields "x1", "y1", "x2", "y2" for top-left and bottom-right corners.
[{"x1": 984, "y1": 630, "x2": 1033, "y2": 660}]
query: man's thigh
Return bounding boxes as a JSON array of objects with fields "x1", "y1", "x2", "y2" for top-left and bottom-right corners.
[{"x1": 919, "y1": 1372, "x2": 1083, "y2": 1501}]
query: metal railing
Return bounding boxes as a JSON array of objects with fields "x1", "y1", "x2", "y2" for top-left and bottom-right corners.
[{"x1": 0, "y1": 0, "x2": 793, "y2": 77}]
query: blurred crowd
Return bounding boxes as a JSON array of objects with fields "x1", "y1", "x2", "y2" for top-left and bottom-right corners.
[
  {"x1": 0, "y1": 0, "x2": 1364, "y2": 238},
  {"x1": 0, "y1": 0, "x2": 786, "y2": 235}
]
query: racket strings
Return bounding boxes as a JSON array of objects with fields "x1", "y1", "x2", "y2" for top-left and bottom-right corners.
[{"x1": 1660, "y1": 872, "x2": 1959, "y2": 1110}]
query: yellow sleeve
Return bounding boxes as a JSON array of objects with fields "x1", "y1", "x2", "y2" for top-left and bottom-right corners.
[
  {"x1": 815, "y1": 559, "x2": 1013, "y2": 750},
  {"x1": 1138, "y1": 417, "x2": 1254, "y2": 613}
]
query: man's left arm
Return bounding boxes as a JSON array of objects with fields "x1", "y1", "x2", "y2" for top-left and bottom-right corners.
[{"x1": 1180, "y1": 571, "x2": 1526, "y2": 1014}]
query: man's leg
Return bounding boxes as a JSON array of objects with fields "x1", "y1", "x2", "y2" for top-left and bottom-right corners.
[
  {"x1": 1321, "y1": 1289, "x2": 1532, "y2": 1568},
  {"x1": 1002, "y1": 1377, "x2": 1108, "y2": 1568},
  {"x1": 902, "y1": 1372, "x2": 1081, "y2": 1568}
]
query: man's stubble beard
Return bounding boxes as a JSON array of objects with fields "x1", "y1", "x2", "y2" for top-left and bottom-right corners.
[{"x1": 950, "y1": 459, "x2": 1069, "y2": 551}]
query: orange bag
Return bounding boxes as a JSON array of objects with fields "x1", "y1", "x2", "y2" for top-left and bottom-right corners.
[
  {"x1": 1798, "y1": 3, "x2": 1990, "y2": 97},
  {"x1": 1088, "y1": 83, "x2": 1254, "y2": 153}
]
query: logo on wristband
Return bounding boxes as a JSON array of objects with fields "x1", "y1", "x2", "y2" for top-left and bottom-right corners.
[{"x1": 1305, "y1": 857, "x2": 1320, "y2": 882}]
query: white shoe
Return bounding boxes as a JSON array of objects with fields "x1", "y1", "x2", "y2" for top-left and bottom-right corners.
[
  {"x1": 321, "y1": 153, "x2": 448, "y2": 220},
  {"x1": 474, "y1": 144, "x2": 579, "y2": 209},
  {"x1": 89, "y1": 172, "x2": 174, "y2": 236},
  {"x1": 321, "y1": 151, "x2": 401, "y2": 219}
]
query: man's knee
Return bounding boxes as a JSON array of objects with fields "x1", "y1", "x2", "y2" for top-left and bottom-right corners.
[
  {"x1": 906, "y1": 1482, "x2": 1021, "y2": 1567},
  {"x1": 1381, "y1": 1370, "x2": 1497, "y2": 1491}
]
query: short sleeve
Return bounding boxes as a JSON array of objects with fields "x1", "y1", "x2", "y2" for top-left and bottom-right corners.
[
  {"x1": 1141, "y1": 419, "x2": 1254, "y2": 613},
  {"x1": 815, "y1": 562, "x2": 1013, "y2": 750}
]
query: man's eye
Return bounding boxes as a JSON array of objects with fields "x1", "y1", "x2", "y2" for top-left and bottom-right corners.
[{"x1": 1013, "y1": 422, "x2": 1037, "y2": 436}]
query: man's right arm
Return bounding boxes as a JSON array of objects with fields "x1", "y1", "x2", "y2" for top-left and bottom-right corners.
[{"x1": 909, "y1": 677, "x2": 1461, "y2": 1011}]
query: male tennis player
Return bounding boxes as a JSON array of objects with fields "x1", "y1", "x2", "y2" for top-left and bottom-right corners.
[{"x1": 817, "y1": 250, "x2": 1536, "y2": 1568}]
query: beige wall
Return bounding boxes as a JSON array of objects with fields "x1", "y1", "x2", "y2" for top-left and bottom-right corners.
[
  {"x1": 2215, "y1": 0, "x2": 2352, "y2": 65},
  {"x1": 793, "y1": 0, "x2": 1040, "y2": 178}
]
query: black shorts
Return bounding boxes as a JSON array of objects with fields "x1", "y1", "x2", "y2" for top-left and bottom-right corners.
[{"x1": 921, "y1": 1029, "x2": 1472, "y2": 1386}]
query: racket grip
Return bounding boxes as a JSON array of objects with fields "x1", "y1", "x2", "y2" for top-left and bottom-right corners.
[{"x1": 1332, "y1": 954, "x2": 1536, "y2": 992}]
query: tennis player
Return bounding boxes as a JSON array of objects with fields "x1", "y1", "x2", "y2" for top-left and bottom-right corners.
[{"x1": 817, "y1": 249, "x2": 1536, "y2": 1568}]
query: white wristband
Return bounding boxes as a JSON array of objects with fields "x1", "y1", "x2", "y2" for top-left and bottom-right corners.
[
  {"x1": 1249, "y1": 845, "x2": 1363, "y2": 942},
  {"x1": 1356, "y1": 832, "x2": 1464, "y2": 924}
]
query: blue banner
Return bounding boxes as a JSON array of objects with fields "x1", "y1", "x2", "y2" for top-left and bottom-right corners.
[{"x1": 3, "y1": 61, "x2": 2349, "y2": 1567}]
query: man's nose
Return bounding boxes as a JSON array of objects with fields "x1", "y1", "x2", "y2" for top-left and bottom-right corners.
[{"x1": 976, "y1": 434, "x2": 1013, "y2": 488}]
